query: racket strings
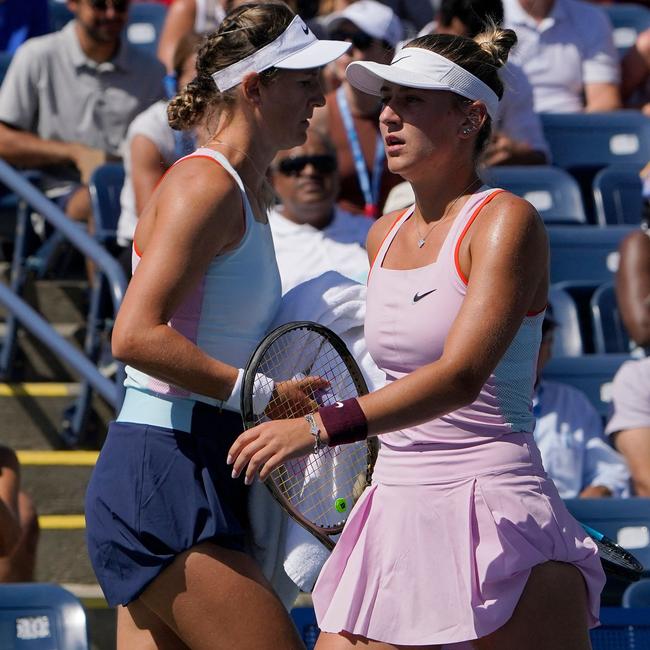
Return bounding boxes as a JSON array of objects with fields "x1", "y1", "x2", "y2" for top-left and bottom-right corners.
[{"x1": 250, "y1": 327, "x2": 371, "y2": 531}]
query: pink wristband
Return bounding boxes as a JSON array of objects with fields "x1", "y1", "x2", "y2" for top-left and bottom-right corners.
[{"x1": 318, "y1": 398, "x2": 368, "y2": 446}]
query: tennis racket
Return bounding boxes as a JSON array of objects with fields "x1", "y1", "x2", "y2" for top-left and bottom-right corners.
[
  {"x1": 582, "y1": 524, "x2": 645, "y2": 582},
  {"x1": 241, "y1": 321, "x2": 378, "y2": 551}
]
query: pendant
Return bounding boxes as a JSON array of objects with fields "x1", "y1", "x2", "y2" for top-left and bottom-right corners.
[{"x1": 417, "y1": 239, "x2": 425, "y2": 248}]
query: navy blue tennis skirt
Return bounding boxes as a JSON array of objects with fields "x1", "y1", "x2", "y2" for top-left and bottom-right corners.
[{"x1": 85, "y1": 402, "x2": 248, "y2": 607}]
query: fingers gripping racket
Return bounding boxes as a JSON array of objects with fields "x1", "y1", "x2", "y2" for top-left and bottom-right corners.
[
  {"x1": 581, "y1": 524, "x2": 645, "y2": 582},
  {"x1": 241, "y1": 321, "x2": 378, "y2": 550}
]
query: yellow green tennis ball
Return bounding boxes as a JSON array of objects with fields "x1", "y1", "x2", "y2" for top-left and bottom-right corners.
[{"x1": 335, "y1": 498, "x2": 347, "y2": 513}]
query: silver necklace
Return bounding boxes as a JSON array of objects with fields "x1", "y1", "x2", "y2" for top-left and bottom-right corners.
[{"x1": 414, "y1": 179, "x2": 481, "y2": 248}]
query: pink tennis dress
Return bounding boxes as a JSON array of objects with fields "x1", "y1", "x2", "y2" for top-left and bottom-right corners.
[{"x1": 312, "y1": 188, "x2": 605, "y2": 646}]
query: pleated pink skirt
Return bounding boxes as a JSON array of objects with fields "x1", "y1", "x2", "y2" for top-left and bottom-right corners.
[{"x1": 312, "y1": 433, "x2": 605, "y2": 646}]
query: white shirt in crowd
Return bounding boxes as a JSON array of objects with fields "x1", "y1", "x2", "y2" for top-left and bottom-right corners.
[
  {"x1": 503, "y1": 0, "x2": 620, "y2": 113},
  {"x1": 268, "y1": 206, "x2": 372, "y2": 294},
  {"x1": 117, "y1": 100, "x2": 185, "y2": 246},
  {"x1": 533, "y1": 380, "x2": 630, "y2": 498}
]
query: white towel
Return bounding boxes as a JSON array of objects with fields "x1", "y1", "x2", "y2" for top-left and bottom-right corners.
[{"x1": 248, "y1": 272, "x2": 384, "y2": 592}]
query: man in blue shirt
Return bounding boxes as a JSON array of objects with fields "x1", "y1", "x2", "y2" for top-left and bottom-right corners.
[{"x1": 534, "y1": 309, "x2": 630, "y2": 498}]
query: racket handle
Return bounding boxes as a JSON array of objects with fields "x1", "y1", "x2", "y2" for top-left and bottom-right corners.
[{"x1": 582, "y1": 523, "x2": 608, "y2": 543}]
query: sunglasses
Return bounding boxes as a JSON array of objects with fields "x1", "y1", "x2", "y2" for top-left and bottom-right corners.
[
  {"x1": 88, "y1": 0, "x2": 129, "y2": 12},
  {"x1": 277, "y1": 155, "x2": 337, "y2": 176},
  {"x1": 330, "y1": 29, "x2": 376, "y2": 52}
]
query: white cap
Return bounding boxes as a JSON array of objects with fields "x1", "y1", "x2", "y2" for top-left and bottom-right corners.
[
  {"x1": 212, "y1": 15, "x2": 351, "y2": 92},
  {"x1": 346, "y1": 46, "x2": 500, "y2": 120},
  {"x1": 324, "y1": 0, "x2": 403, "y2": 49}
]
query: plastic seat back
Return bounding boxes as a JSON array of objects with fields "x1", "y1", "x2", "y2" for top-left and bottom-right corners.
[
  {"x1": 541, "y1": 112, "x2": 650, "y2": 173},
  {"x1": 591, "y1": 282, "x2": 633, "y2": 354},
  {"x1": 623, "y1": 579, "x2": 650, "y2": 607},
  {"x1": 484, "y1": 165, "x2": 586, "y2": 224},
  {"x1": 0, "y1": 583, "x2": 88, "y2": 649},
  {"x1": 593, "y1": 163, "x2": 644, "y2": 226},
  {"x1": 127, "y1": 4, "x2": 167, "y2": 56},
  {"x1": 88, "y1": 163, "x2": 125, "y2": 246},
  {"x1": 548, "y1": 285, "x2": 585, "y2": 356},
  {"x1": 542, "y1": 354, "x2": 632, "y2": 419},
  {"x1": 548, "y1": 225, "x2": 635, "y2": 285},
  {"x1": 603, "y1": 3, "x2": 650, "y2": 58}
]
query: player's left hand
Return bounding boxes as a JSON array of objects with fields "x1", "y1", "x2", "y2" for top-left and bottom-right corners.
[{"x1": 227, "y1": 418, "x2": 315, "y2": 485}]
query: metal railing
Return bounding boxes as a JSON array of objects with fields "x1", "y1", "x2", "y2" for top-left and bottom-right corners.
[{"x1": 0, "y1": 159, "x2": 126, "y2": 445}]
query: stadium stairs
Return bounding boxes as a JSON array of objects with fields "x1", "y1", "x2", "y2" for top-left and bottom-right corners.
[{"x1": 0, "y1": 258, "x2": 116, "y2": 649}]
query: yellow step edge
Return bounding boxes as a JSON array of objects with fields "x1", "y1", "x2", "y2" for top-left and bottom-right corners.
[
  {"x1": 0, "y1": 383, "x2": 80, "y2": 397},
  {"x1": 39, "y1": 515, "x2": 85, "y2": 530},
  {"x1": 17, "y1": 451, "x2": 99, "y2": 466}
]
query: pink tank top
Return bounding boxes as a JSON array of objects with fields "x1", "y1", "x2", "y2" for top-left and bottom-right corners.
[{"x1": 365, "y1": 188, "x2": 544, "y2": 455}]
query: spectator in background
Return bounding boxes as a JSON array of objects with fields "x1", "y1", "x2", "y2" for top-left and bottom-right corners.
[
  {"x1": 503, "y1": 0, "x2": 621, "y2": 113},
  {"x1": 0, "y1": 0, "x2": 49, "y2": 54},
  {"x1": 269, "y1": 128, "x2": 371, "y2": 293},
  {"x1": 116, "y1": 33, "x2": 203, "y2": 272},
  {"x1": 157, "y1": 0, "x2": 321, "y2": 71},
  {"x1": 606, "y1": 357, "x2": 650, "y2": 496},
  {"x1": 616, "y1": 173, "x2": 650, "y2": 351},
  {"x1": 0, "y1": 446, "x2": 39, "y2": 582},
  {"x1": 157, "y1": 0, "x2": 247, "y2": 71},
  {"x1": 312, "y1": 0, "x2": 404, "y2": 217},
  {"x1": 0, "y1": 0, "x2": 165, "y2": 227},
  {"x1": 432, "y1": 0, "x2": 549, "y2": 165},
  {"x1": 622, "y1": 27, "x2": 650, "y2": 115},
  {"x1": 534, "y1": 310, "x2": 630, "y2": 499}
]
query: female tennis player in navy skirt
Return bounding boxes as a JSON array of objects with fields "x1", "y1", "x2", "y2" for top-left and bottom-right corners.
[
  {"x1": 229, "y1": 26, "x2": 606, "y2": 650},
  {"x1": 84, "y1": 4, "x2": 350, "y2": 648}
]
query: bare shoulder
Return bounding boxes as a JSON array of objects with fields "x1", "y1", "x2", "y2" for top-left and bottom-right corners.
[
  {"x1": 366, "y1": 209, "x2": 407, "y2": 260},
  {"x1": 471, "y1": 191, "x2": 547, "y2": 251},
  {"x1": 620, "y1": 228, "x2": 650, "y2": 253},
  {"x1": 156, "y1": 156, "x2": 242, "y2": 224}
]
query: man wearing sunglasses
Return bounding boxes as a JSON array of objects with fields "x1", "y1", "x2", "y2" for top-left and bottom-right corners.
[
  {"x1": 0, "y1": 0, "x2": 164, "y2": 229},
  {"x1": 269, "y1": 128, "x2": 372, "y2": 294},
  {"x1": 310, "y1": 0, "x2": 404, "y2": 218}
]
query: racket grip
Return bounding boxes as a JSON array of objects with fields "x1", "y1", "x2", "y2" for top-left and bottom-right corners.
[{"x1": 319, "y1": 398, "x2": 368, "y2": 446}]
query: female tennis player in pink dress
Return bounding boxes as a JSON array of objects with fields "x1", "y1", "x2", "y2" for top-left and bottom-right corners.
[{"x1": 229, "y1": 26, "x2": 605, "y2": 650}]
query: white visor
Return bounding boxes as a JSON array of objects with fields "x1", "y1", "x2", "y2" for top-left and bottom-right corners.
[
  {"x1": 346, "y1": 47, "x2": 500, "y2": 120},
  {"x1": 212, "y1": 15, "x2": 351, "y2": 92}
]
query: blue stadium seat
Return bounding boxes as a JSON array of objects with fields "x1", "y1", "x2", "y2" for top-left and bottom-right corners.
[
  {"x1": 542, "y1": 354, "x2": 632, "y2": 419},
  {"x1": 0, "y1": 583, "x2": 88, "y2": 649},
  {"x1": 603, "y1": 3, "x2": 650, "y2": 58},
  {"x1": 48, "y1": 1, "x2": 73, "y2": 32},
  {"x1": 483, "y1": 165, "x2": 586, "y2": 224},
  {"x1": 564, "y1": 498, "x2": 650, "y2": 573},
  {"x1": 591, "y1": 282, "x2": 633, "y2": 354},
  {"x1": 542, "y1": 112, "x2": 650, "y2": 221},
  {"x1": 591, "y1": 608, "x2": 650, "y2": 648},
  {"x1": 541, "y1": 112, "x2": 650, "y2": 174},
  {"x1": 593, "y1": 164, "x2": 644, "y2": 227},
  {"x1": 548, "y1": 285, "x2": 585, "y2": 356},
  {"x1": 291, "y1": 607, "x2": 319, "y2": 650},
  {"x1": 623, "y1": 579, "x2": 650, "y2": 607},
  {"x1": 548, "y1": 226, "x2": 635, "y2": 285},
  {"x1": 127, "y1": 3, "x2": 167, "y2": 56},
  {"x1": 88, "y1": 163, "x2": 125, "y2": 247}
]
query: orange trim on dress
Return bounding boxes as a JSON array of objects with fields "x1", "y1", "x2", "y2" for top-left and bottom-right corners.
[
  {"x1": 367, "y1": 207, "x2": 413, "y2": 282},
  {"x1": 453, "y1": 189, "x2": 507, "y2": 286},
  {"x1": 131, "y1": 153, "x2": 246, "y2": 259}
]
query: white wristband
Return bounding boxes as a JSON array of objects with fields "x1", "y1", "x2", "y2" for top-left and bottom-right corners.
[
  {"x1": 222, "y1": 368, "x2": 275, "y2": 415},
  {"x1": 223, "y1": 368, "x2": 245, "y2": 412},
  {"x1": 252, "y1": 372, "x2": 275, "y2": 415}
]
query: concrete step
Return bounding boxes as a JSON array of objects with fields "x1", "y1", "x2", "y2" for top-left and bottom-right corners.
[{"x1": 0, "y1": 384, "x2": 113, "y2": 449}]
